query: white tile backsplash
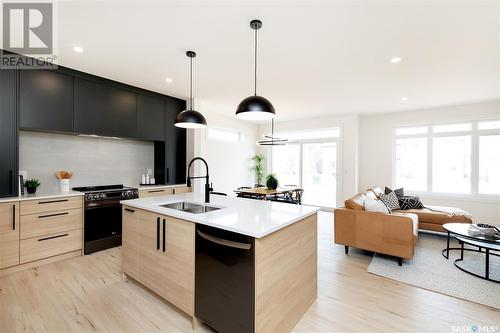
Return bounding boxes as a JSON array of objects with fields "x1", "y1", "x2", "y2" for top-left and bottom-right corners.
[{"x1": 20, "y1": 131, "x2": 154, "y2": 192}]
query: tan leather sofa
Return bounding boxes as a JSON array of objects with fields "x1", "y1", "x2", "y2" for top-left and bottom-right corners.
[
  {"x1": 334, "y1": 188, "x2": 418, "y2": 266},
  {"x1": 334, "y1": 187, "x2": 473, "y2": 265}
]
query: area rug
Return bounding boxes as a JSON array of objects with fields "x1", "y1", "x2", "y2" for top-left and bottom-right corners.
[{"x1": 367, "y1": 233, "x2": 500, "y2": 309}]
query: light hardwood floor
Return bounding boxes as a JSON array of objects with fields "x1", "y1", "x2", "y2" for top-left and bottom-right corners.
[{"x1": 1, "y1": 212, "x2": 498, "y2": 332}]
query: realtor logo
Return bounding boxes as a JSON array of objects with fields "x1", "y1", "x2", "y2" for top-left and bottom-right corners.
[{"x1": 2, "y1": 2, "x2": 53, "y2": 54}]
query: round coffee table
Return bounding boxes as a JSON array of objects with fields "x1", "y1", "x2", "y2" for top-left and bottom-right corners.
[{"x1": 442, "y1": 223, "x2": 500, "y2": 283}]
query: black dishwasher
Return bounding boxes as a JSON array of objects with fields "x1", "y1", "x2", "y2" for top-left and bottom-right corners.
[{"x1": 195, "y1": 224, "x2": 255, "y2": 333}]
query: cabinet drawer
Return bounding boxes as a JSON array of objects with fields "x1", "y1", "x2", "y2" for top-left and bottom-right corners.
[
  {"x1": 20, "y1": 208, "x2": 82, "y2": 239},
  {"x1": 20, "y1": 196, "x2": 83, "y2": 215},
  {"x1": 139, "y1": 188, "x2": 173, "y2": 198},
  {"x1": 20, "y1": 229, "x2": 82, "y2": 264}
]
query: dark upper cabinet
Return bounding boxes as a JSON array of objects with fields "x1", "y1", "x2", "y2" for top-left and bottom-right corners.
[
  {"x1": 164, "y1": 97, "x2": 187, "y2": 184},
  {"x1": 0, "y1": 69, "x2": 19, "y2": 197},
  {"x1": 19, "y1": 69, "x2": 74, "y2": 133},
  {"x1": 136, "y1": 93, "x2": 165, "y2": 141},
  {"x1": 74, "y1": 78, "x2": 137, "y2": 138}
]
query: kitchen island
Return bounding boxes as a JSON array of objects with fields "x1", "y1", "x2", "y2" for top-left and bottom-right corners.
[{"x1": 121, "y1": 192, "x2": 319, "y2": 333}]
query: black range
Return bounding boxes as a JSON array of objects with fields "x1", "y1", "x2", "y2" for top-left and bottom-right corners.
[{"x1": 73, "y1": 184, "x2": 138, "y2": 254}]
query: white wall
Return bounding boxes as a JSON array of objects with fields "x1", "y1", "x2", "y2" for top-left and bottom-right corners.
[
  {"x1": 191, "y1": 111, "x2": 259, "y2": 196},
  {"x1": 359, "y1": 100, "x2": 500, "y2": 224},
  {"x1": 258, "y1": 114, "x2": 359, "y2": 206},
  {"x1": 20, "y1": 131, "x2": 154, "y2": 192}
]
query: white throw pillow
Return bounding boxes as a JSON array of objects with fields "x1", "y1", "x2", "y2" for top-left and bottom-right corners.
[{"x1": 364, "y1": 196, "x2": 390, "y2": 214}]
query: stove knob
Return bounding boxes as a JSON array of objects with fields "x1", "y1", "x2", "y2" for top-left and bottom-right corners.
[{"x1": 100, "y1": 194, "x2": 105, "y2": 199}]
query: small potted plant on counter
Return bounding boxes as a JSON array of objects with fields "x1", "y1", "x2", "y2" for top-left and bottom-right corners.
[
  {"x1": 24, "y1": 179, "x2": 41, "y2": 194},
  {"x1": 266, "y1": 174, "x2": 279, "y2": 190}
]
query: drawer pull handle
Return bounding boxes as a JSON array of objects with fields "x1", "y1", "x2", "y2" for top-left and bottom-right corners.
[
  {"x1": 162, "y1": 219, "x2": 166, "y2": 252},
  {"x1": 148, "y1": 189, "x2": 165, "y2": 193},
  {"x1": 12, "y1": 204, "x2": 16, "y2": 230},
  {"x1": 197, "y1": 230, "x2": 252, "y2": 250},
  {"x1": 38, "y1": 233, "x2": 69, "y2": 242},
  {"x1": 38, "y1": 212, "x2": 69, "y2": 219},
  {"x1": 38, "y1": 199, "x2": 69, "y2": 204},
  {"x1": 124, "y1": 208, "x2": 135, "y2": 213}
]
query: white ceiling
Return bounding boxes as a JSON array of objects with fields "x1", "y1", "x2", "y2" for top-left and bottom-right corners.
[{"x1": 52, "y1": 1, "x2": 499, "y2": 121}]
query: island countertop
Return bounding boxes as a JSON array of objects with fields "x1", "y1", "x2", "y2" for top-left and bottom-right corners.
[{"x1": 121, "y1": 192, "x2": 319, "y2": 238}]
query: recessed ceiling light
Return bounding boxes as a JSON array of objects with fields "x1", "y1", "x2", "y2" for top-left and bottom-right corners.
[
  {"x1": 165, "y1": 77, "x2": 173, "y2": 83},
  {"x1": 73, "y1": 46, "x2": 84, "y2": 53},
  {"x1": 390, "y1": 57, "x2": 402, "y2": 64},
  {"x1": 401, "y1": 97, "x2": 409, "y2": 101}
]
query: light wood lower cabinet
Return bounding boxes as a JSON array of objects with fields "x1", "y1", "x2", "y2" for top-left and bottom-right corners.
[
  {"x1": 122, "y1": 206, "x2": 195, "y2": 317},
  {"x1": 20, "y1": 229, "x2": 82, "y2": 264},
  {"x1": 0, "y1": 202, "x2": 20, "y2": 269},
  {"x1": 138, "y1": 186, "x2": 191, "y2": 198},
  {"x1": 1, "y1": 196, "x2": 83, "y2": 274}
]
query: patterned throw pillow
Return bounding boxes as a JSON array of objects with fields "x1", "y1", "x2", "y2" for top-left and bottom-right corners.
[
  {"x1": 384, "y1": 186, "x2": 404, "y2": 199},
  {"x1": 398, "y1": 196, "x2": 424, "y2": 210},
  {"x1": 379, "y1": 192, "x2": 400, "y2": 211}
]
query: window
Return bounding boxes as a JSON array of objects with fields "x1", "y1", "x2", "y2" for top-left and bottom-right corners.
[
  {"x1": 207, "y1": 128, "x2": 240, "y2": 143},
  {"x1": 272, "y1": 144, "x2": 300, "y2": 186},
  {"x1": 479, "y1": 134, "x2": 500, "y2": 194},
  {"x1": 432, "y1": 136, "x2": 471, "y2": 193},
  {"x1": 394, "y1": 120, "x2": 500, "y2": 196},
  {"x1": 395, "y1": 137, "x2": 427, "y2": 191}
]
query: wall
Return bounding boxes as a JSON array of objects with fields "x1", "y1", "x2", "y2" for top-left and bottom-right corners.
[
  {"x1": 258, "y1": 114, "x2": 359, "y2": 206},
  {"x1": 359, "y1": 100, "x2": 500, "y2": 224},
  {"x1": 191, "y1": 111, "x2": 259, "y2": 196},
  {"x1": 20, "y1": 131, "x2": 154, "y2": 192}
]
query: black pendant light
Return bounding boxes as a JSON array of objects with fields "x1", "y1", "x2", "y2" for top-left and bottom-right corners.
[
  {"x1": 235, "y1": 20, "x2": 276, "y2": 121},
  {"x1": 175, "y1": 51, "x2": 207, "y2": 129}
]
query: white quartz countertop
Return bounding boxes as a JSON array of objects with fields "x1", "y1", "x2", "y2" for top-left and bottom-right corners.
[
  {"x1": 121, "y1": 192, "x2": 319, "y2": 238},
  {"x1": 131, "y1": 184, "x2": 187, "y2": 190},
  {"x1": 0, "y1": 190, "x2": 84, "y2": 203}
]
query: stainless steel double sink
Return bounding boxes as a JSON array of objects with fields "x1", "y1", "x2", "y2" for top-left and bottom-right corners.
[{"x1": 159, "y1": 201, "x2": 223, "y2": 214}]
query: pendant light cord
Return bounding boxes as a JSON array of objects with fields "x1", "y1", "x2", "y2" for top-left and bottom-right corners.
[
  {"x1": 190, "y1": 56, "x2": 193, "y2": 110},
  {"x1": 254, "y1": 27, "x2": 257, "y2": 96}
]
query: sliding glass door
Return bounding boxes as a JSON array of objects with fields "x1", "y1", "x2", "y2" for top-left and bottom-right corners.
[
  {"x1": 272, "y1": 137, "x2": 338, "y2": 208},
  {"x1": 302, "y1": 142, "x2": 337, "y2": 207}
]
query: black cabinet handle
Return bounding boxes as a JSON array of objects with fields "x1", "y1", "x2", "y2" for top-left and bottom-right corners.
[
  {"x1": 148, "y1": 189, "x2": 165, "y2": 193},
  {"x1": 38, "y1": 233, "x2": 68, "y2": 241},
  {"x1": 38, "y1": 199, "x2": 69, "y2": 204},
  {"x1": 12, "y1": 204, "x2": 16, "y2": 230},
  {"x1": 38, "y1": 212, "x2": 69, "y2": 219},
  {"x1": 197, "y1": 230, "x2": 252, "y2": 250},
  {"x1": 124, "y1": 208, "x2": 135, "y2": 213},
  {"x1": 9, "y1": 170, "x2": 13, "y2": 194},
  {"x1": 162, "y1": 219, "x2": 166, "y2": 252},
  {"x1": 156, "y1": 217, "x2": 160, "y2": 250},
  {"x1": 167, "y1": 168, "x2": 169, "y2": 183}
]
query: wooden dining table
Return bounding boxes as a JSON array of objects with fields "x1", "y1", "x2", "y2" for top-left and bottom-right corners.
[{"x1": 234, "y1": 186, "x2": 303, "y2": 201}]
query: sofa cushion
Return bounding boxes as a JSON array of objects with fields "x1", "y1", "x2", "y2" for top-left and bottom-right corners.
[
  {"x1": 398, "y1": 196, "x2": 424, "y2": 210},
  {"x1": 345, "y1": 192, "x2": 366, "y2": 210},
  {"x1": 392, "y1": 212, "x2": 419, "y2": 236},
  {"x1": 385, "y1": 186, "x2": 404, "y2": 198},
  {"x1": 379, "y1": 192, "x2": 400, "y2": 211},
  {"x1": 392, "y1": 207, "x2": 472, "y2": 225},
  {"x1": 364, "y1": 196, "x2": 390, "y2": 213}
]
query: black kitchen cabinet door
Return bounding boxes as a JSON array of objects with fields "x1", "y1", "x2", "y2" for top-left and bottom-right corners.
[
  {"x1": 19, "y1": 69, "x2": 73, "y2": 132},
  {"x1": 0, "y1": 69, "x2": 19, "y2": 197},
  {"x1": 165, "y1": 97, "x2": 186, "y2": 184},
  {"x1": 74, "y1": 78, "x2": 137, "y2": 138},
  {"x1": 137, "y1": 93, "x2": 165, "y2": 141}
]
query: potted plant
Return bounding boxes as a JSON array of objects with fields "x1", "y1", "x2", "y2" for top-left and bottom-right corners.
[
  {"x1": 24, "y1": 179, "x2": 41, "y2": 194},
  {"x1": 266, "y1": 174, "x2": 279, "y2": 190},
  {"x1": 252, "y1": 154, "x2": 265, "y2": 187}
]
